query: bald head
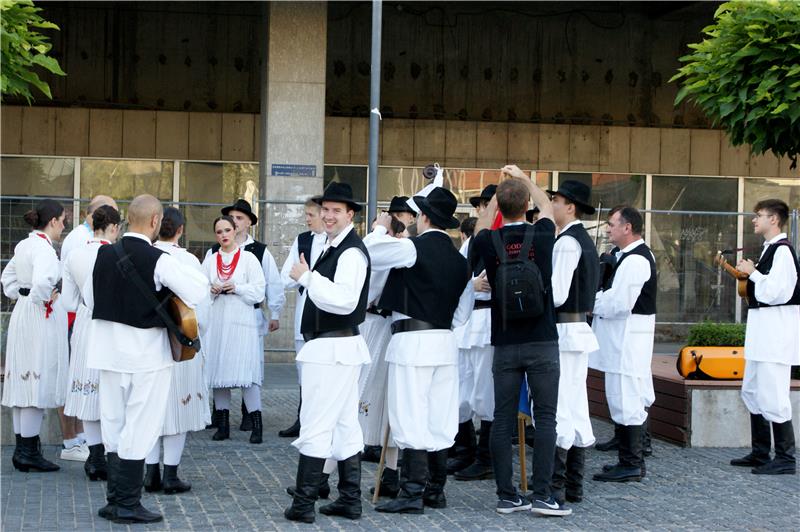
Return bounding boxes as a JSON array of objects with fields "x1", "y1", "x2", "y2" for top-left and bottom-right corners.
[
  {"x1": 127, "y1": 194, "x2": 164, "y2": 240},
  {"x1": 85, "y1": 195, "x2": 118, "y2": 227}
]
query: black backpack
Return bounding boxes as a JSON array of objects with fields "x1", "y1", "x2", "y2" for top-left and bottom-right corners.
[{"x1": 491, "y1": 227, "x2": 546, "y2": 321}]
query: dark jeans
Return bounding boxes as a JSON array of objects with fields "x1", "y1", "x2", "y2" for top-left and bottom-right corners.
[{"x1": 490, "y1": 340, "x2": 560, "y2": 501}]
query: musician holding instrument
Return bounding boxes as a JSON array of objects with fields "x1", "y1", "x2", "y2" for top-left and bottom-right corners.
[
  {"x1": 143, "y1": 207, "x2": 212, "y2": 494},
  {"x1": 730, "y1": 199, "x2": 799, "y2": 475},
  {"x1": 202, "y1": 216, "x2": 267, "y2": 444},
  {"x1": 85, "y1": 195, "x2": 208, "y2": 524}
]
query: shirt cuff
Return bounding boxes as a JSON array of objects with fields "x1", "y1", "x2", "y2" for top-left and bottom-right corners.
[
  {"x1": 749, "y1": 270, "x2": 764, "y2": 283},
  {"x1": 373, "y1": 226, "x2": 388, "y2": 236},
  {"x1": 298, "y1": 270, "x2": 312, "y2": 288}
]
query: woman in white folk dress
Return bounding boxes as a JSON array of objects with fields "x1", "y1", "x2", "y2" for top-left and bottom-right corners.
[
  {"x1": 142, "y1": 207, "x2": 213, "y2": 494},
  {"x1": 1, "y1": 199, "x2": 69, "y2": 472},
  {"x1": 62, "y1": 205, "x2": 121, "y2": 480},
  {"x1": 202, "y1": 216, "x2": 266, "y2": 443}
]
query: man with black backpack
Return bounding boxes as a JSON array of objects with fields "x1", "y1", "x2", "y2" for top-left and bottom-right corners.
[{"x1": 471, "y1": 165, "x2": 569, "y2": 517}]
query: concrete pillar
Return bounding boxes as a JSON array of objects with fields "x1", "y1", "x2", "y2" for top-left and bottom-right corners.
[{"x1": 260, "y1": 1, "x2": 327, "y2": 356}]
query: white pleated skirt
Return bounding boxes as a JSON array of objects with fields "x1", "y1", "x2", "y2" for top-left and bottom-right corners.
[
  {"x1": 63, "y1": 304, "x2": 100, "y2": 420},
  {"x1": 1, "y1": 296, "x2": 69, "y2": 409},
  {"x1": 204, "y1": 295, "x2": 263, "y2": 388},
  {"x1": 162, "y1": 352, "x2": 211, "y2": 435},
  {"x1": 358, "y1": 314, "x2": 393, "y2": 446}
]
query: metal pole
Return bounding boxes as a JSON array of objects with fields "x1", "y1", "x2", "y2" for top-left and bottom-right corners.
[
  {"x1": 258, "y1": 1, "x2": 270, "y2": 245},
  {"x1": 367, "y1": 0, "x2": 382, "y2": 224}
]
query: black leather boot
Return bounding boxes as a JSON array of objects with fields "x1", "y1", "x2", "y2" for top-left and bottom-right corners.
[
  {"x1": 98, "y1": 452, "x2": 120, "y2": 520},
  {"x1": 84, "y1": 443, "x2": 108, "y2": 481},
  {"x1": 239, "y1": 399, "x2": 252, "y2": 431},
  {"x1": 446, "y1": 421, "x2": 477, "y2": 474},
  {"x1": 279, "y1": 388, "x2": 302, "y2": 437},
  {"x1": 12, "y1": 434, "x2": 22, "y2": 470},
  {"x1": 362, "y1": 444, "x2": 382, "y2": 463},
  {"x1": 284, "y1": 454, "x2": 326, "y2": 523},
  {"x1": 212, "y1": 409, "x2": 230, "y2": 441},
  {"x1": 642, "y1": 416, "x2": 653, "y2": 457},
  {"x1": 287, "y1": 473, "x2": 330, "y2": 499},
  {"x1": 375, "y1": 449, "x2": 427, "y2": 514},
  {"x1": 14, "y1": 435, "x2": 59, "y2": 472},
  {"x1": 249, "y1": 410, "x2": 263, "y2": 444},
  {"x1": 565, "y1": 446, "x2": 585, "y2": 503},
  {"x1": 731, "y1": 414, "x2": 772, "y2": 467},
  {"x1": 113, "y1": 459, "x2": 163, "y2": 524},
  {"x1": 320, "y1": 453, "x2": 362, "y2": 519},
  {"x1": 162, "y1": 464, "x2": 192, "y2": 493},
  {"x1": 423, "y1": 449, "x2": 448, "y2": 508},
  {"x1": 593, "y1": 425, "x2": 643, "y2": 482},
  {"x1": 595, "y1": 423, "x2": 621, "y2": 452},
  {"x1": 455, "y1": 420, "x2": 494, "y2": 480},
  {"x1": 143, "y1": 463, "x2": 162, "y2": 492},
  {"x1": 550, "y1": 447, "x2": 568, "y2": 505},
  {"x1": 370, "y1": 467, "x2": 400, "y2": 498},
  {"x1": 752, "y1": 421, "x2": 796, "y2": 475},
  {"x1": 206, "y1": 401, "x2": 218, "y2": 429}
]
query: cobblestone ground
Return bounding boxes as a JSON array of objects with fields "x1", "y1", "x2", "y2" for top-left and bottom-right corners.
[{"x1": 2, "y1": 364, "x2": 799, "y2": 531}]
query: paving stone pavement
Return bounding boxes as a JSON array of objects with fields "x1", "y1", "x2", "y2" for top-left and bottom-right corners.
[{"x1": 2, "y1": 364, "x2": 799, "y2": 531}]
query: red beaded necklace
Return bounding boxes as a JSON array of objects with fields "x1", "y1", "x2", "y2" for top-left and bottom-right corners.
[{"x1": 216, "y1": 248, "x2": 241, "y2": 281}]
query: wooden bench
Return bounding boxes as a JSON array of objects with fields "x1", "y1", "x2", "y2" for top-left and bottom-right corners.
[{"x1": 588, "y1": 355, "x2": 800, "y2": 447}]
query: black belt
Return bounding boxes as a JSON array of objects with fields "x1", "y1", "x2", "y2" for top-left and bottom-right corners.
[
  {"x1": 390, "y1": 319, "x2": 447, "y2": 335},
  {"x1": 18, "y1": 288, "x2": 30, "y2": 296},
  {"x1": 254, "y1": 303, "x2": 260, "y2": 309},
  {"x1": 367, "y1": 305, "x2": 392, "y2": 318},
  {"x1": 473, "y1": 300, "x2": 492, "y2": 310},
  {"x1": 303, "y1": 326, "x2": 360, "y2": 342},
  {"x1": 557, "y1": 312, "x2": 587, "y2": 324}
]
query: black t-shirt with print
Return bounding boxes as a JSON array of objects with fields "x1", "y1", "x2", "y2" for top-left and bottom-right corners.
[{"x1": 471, "y1": 219, "x2": 558, "y2": 346}]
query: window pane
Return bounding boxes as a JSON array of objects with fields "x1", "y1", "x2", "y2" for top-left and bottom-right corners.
[
  {"x1": 558, "y1": 173, "x2": 645, "y2": 210},
  {"x1": 324, "y1": 165, "x2": 367, "y2": 203},
  {"x1": 80, "y1": 159, "x2": 173, "y2": 201},
  {"x1": 743, "y1": 178, "x2": 800, "y2": 251},
  {"x1": 1, "y1": 156, "x2": 74, "y2": 197},
  {"x1": 650, "y1": 176, "x2": 739, "y2": 322}
]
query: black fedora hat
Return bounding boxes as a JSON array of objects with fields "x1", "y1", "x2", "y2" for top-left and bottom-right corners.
[
  {"x1": 469, "y1": 184, "x2": 498, "y2": 208},
  {"x1": 525, "y1": 206, "x2": 540, "y2": 223},
  {"x1": 547, "y1": 180, "x2": 596, "y2": 215},
  {"x1": 313, "y1": 182, "x2": 362, "y2": 212},
  {"x1": 413, "y1": 187, "x2": 460, "y2": 229},
  {"x1": 221, "y1": 199, "x2": 258, "y2": 225},
  {"x1": 388, "y1": 196, "x2": 417, "y2": 215}
]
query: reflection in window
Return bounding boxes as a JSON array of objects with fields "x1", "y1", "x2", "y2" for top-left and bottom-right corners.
[
  {"x1": 651, "y1": 176, "x2": 739, "y2": 322},
  {"x1": 324, "y1": 166, "x2": 367, "y2": 202},
  {"x1": 81, "y1": 159, "x2": 173, "y2": 201},
  {"x1": 1, "y1": 157, "x2": 74, "y2": 197}
]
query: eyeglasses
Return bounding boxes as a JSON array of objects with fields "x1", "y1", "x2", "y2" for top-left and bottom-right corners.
[{"x1": 753, "y1": 213, "x2": 774, "y2": 220}]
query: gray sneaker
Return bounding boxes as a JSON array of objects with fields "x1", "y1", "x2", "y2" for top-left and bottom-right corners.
[
  {"x1": 530, "y1": 496, "x2": 572, "y2": 516},
  {"x1": 496, "y1": 497, "x2": 532, "y2": 514}
]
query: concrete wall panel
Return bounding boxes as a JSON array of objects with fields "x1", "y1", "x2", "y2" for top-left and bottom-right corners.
[
  {"x1": 598, "y1": 126, "x2": 630, "y2": 173},
  {"x1": 122, "y1": 110, "x2": 156, "y2": 159},
  {"x1": 381, "y1": 119, "x2": 414, "y2": 166},
  {"x1": 221, "y1": 113, "x2": 255, "y2": 161},
  {"x1": 749, "y1": 151, "x2": 781, "y2": 178},
  {"x1": 350, "y1": 118, "x2": 370, "y2": 165},
  {"x1": 629, "y1": 127, "x2": 660, "y2": 174},
  {"x1": 538, "y1": 124, "x2": 570, "y2": 170},
  {"x1": 20, "y1": 107, "x2": 56, "y2": 155},
  {"x1": 55, "y1": 108, "x2": 89, "y2": 157},
  {"x1": 476, "y1": 122, "x2": 508, "y2": 168},
  {"x1": 413, "y1": 120, "x2": 446, "y2": 166},
  {"x1": 719, "y1": 134, "x2": 749, "y2": 177},
  {"x1": 568, "y1": 125, "x2": 600, "y2": 171},
  {"x1": 188, "y1": 112, "x2": 222, "y2": 161},
  {"x1": 689, "y1": 129, "x2": 720, "y2": 176},
  {"x1": 324, "y1": 117, "x2": 351, "y2": 165},
  {"x1": 779, "y1": 156, "x2": 800, "y2": 178},
  {"x1": 88, "y1": 109, "x2": 123, "y2": 158},
  {"x1": 659, "y1": 129, "x2": 690, "y2": 175},
  {"x1": 1, "y1": 105, "x2": 22, "y2": 154},
  {"x1": 507, "y1": 123, "x2": 539, "y2": 168},
  {"x1": 444, "y1": 121, "x2": 477, "y2": 168},
  {"x1": 155, "y1": 111, "x2": 189, "y2": 160}
]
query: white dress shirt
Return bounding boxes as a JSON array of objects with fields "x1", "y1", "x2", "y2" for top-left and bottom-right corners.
[
  {"x1": 295, "y1": 224, "x2": 371, "y2": 366},
  {"x1": 281, "y1": 231, "x2": 326, "y2": 342},
  {"x1": 62, "y1": 239, "x2": 106, "y2": 312},
  {"x1": 60, "y1": 221, "x2": 93, "y2": 266},
  {"x1": 1, "y1": 231, "x2": 61, "y2": 304},
  {"x1": 552, "y1": 221, "x2": 599, "y2": 354},
  {"x1": 85, "y1": 232, "x2": 210, "y2": 374},
  {"x1": 589, "y1": 239, "x2": 655, "y2": 377},
  {"x1": 745, "y1": 233, "x2": 800, "y2": 365}
]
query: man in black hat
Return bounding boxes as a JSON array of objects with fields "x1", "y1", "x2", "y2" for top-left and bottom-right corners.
[
  {"x1": 284, "y1": 182, "x2": 371, "y2": 523},
  {"x1": 207, "y1": 199, "x2": 285, "y2": 435},
  {"x1": 547, "y1": 180, "x2": 600, "y2": 506},
  {"x1": 387, "y1": 195, "x2": 417, "y2": 228},
  {"x1": 365, "y1": 187, "x2": 473, "y2": 514}
]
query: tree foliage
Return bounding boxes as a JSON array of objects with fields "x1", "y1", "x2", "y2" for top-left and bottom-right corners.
[
  {"x1": 671, "y1": 0, "x2": 800, "y2": 167},
  {"x1": 1, "y1": 0, "x2": 65, "y2": 103}
]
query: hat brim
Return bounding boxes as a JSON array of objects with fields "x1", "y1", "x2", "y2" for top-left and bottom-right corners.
[
  {"x1": 469, "y1": 196, "x2": 483, "y2": 208},
  {"x1": 221, "y1": 206, "x2": 258, "y2": 225},
  {"x1": 388, "y1": 205, "x2": 417, "y2": 215},
  {"x1": 547, "y1": 190, "x2": 595, "y2": 215},
  {"x1": 313, "y1": 196, "x2": 362, "y2": 212},
  {"x1": 413, "y1": 195, "x2": 460, "y2": 229}
]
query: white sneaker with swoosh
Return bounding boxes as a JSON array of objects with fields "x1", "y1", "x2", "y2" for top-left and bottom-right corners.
[{"x1": 530, "y1": 497, "x2": 572, "y2": 516}]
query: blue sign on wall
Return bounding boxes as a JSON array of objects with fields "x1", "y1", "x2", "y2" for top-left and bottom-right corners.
[{"x1": 271, "y1": 164, "x2": 317, "y2": 177}]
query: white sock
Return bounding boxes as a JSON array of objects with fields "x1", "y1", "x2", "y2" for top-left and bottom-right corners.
[
  {"x1": 323, "y1": 459, "x2": 337, "y2": 475},
  {"x1": 77, "y1": 432, "x2": 87, "y2": 444},
  {"x1": 213, "y1": 388, "x2": 232, "y2": 410},
  {"x1": 145, "y1": 437, "x2": 161, "y2": 465},
  {"x1": 63, "y1": 437, "x2": 81, "y2": 448},
  {"x1": 19, "y1": 407, "x2": 44, "y2": 438},
  {"x1": 385, "y1": 446, "x2": 399, "y2": 470},
  {"x1": 242, "y1": 385, "x2": 261, "y2": 412},
  {"x1": 83, "y1": 421, "x2": 103, "y2": 446},
  {"x1": 163, "y1": 433, "x2": 187, "y2": 466},
  {"x1": 12, "y1": 407, "x2": 21, "y2": 434}
]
